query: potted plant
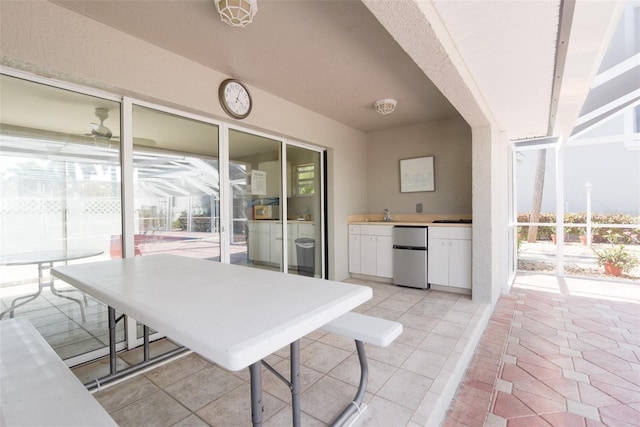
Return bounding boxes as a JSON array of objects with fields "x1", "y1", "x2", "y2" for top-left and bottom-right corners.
[
  {"x1": 579, "y1": 229, "x2": 587, "y2": 246},
  {"x1": 593, "y1": 232, "x2": 639, "y2": 276}
]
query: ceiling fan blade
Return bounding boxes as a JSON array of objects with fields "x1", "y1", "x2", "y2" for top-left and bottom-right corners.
[{"x1": 110, "y1": 135, "x2": 156, "y2": 146}]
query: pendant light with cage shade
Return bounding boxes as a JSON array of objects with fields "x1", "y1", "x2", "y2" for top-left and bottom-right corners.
[
  {"x1": 215, "y1": 0, "x2": 258, "y2": 27},
  {"x1": 374, "y1": 99, "x2": 397, "y2": 115}
]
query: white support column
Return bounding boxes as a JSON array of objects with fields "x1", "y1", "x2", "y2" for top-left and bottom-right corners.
[
  {"x1": 555, "y1": 142, "x2": 565, "y2": 277},
  {"x1": 585, "y1": 182, "x2": 592, "y2": 247}
]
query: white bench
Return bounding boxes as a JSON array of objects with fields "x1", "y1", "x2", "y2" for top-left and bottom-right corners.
[
  {"x1": 0, "y1": 317, "x2": 117, "y2": 426},
  {"x1": 322, "y1": 312, "x2": 403, "y2": 426}
]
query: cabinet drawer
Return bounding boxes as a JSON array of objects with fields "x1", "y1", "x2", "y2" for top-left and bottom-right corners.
[
  {"x1": 348, "y1": 225, "x2": 361, "y2": 235},
  {"x1": 248, "y1": 222, "x2": 271, "y2": 232},
  {"x1": 429, "y1": 226, "x2": 471, "y2": 240},
  {"x1": 360, "y1": 225, "x2": 393, "y2": 236}
]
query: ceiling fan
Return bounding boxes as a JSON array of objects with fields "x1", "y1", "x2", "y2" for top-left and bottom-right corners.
[
  {"x1": 86, "y1": 107, "x2": 156, "y2": 147},
  {"x1": 90, "y1": 107, "x2": 113, "y2": 139}
]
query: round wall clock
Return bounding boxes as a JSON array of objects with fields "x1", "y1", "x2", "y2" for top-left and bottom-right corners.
[{"x1": 218, "y1": 79, "x2": 252, "y2": 119}]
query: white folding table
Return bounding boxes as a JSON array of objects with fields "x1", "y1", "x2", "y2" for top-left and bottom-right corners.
[{"x1": 52, "y1": 254, "x2": 372, "y2": 426}]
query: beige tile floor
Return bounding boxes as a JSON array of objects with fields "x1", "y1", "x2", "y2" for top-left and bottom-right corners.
[{"x1": 75, "y1": 279, "x2": 491, "y2": 426}]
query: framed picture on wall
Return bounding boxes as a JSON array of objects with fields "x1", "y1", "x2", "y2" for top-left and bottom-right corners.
[{"x1": 400, "y1": 156, "x2": 435, "y2": 192}]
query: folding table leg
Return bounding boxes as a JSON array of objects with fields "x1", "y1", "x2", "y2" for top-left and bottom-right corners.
[
  {"x1": 249, "y1": 361, "x2": 263, "y2": 427},
  {"x1": 108, "y1": 306, "x2": 117, "y2": 375},
  {"x1": 290, "y1": 341, "x2": 301, "y2": 427}
]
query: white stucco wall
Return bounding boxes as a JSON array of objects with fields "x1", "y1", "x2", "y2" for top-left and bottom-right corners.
[
  {"x1": 471, "y1": 127, "x2": 509, "y2": 305},
  {"x1": 0, "y1": 0, "x2": 368, "y2": 280}
]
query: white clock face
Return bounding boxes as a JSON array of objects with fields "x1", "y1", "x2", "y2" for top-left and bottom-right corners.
[{"x1": 222, "y1": 81, "x2": 251, "y2": 118}]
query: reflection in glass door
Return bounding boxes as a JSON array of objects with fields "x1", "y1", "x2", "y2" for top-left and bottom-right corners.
[
  {"x1": 0, "y1": 73, "x2": 124, "y2": 364},
  {"x1": 130, "y1": 105, "x2": 220, "y2": 262}
]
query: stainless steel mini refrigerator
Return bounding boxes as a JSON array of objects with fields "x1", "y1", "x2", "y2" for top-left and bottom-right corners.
[{"x1": 392, "y1": 226, "x2": 428, "y2": 289}]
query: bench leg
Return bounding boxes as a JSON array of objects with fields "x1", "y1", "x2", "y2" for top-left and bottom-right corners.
[{"x1": 330, "y1": 340, "x2": 368, "y2": 426}]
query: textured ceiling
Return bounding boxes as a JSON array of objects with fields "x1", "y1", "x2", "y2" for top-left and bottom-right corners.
[{"x1": 50, "y1": 0, "x2": 460, "y2": 133}]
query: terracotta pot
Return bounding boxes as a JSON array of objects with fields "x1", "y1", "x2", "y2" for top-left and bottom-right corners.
[
  {"x1": 580, "y1": 235, "x2": 587, "y2": 245},
  {"x1": 604, "y1": 262, "x2": 623, "y2": 276},
  {"x1": 551, "y1": 234, "x2": 556, "y2": 244}
]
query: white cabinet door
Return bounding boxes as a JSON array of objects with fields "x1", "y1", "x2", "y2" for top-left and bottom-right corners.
[
  {"x1": 348, "y1": 234, "x2": 361, "y2": 274},
  {"x1": 428, "y1": 238, "x2": 449, "y2": 286},
  {"x1": 360, "y1": 235, "x2": 378, "y2": 276},
  {"x1": 348, "y1": 225, "x2": 361, "y2": 274},
  {"x1": 448, "y1": 239, "x2": 472, "y2": 289},
  {"x1": 348, "y1": 225, "x2": 393, "y2": 278},
  {"x1": 376, "y1": 235, "x2": 393, "y2": 278},
  {"x1": 428, "y1": 226, "x2": 472, "y2": 289},
  {"x1": 270, "y1": 223, "x2": 283, "y2": 266},
  {"x1": 249, "y1": 231, "x2": 270, "y2": 262}
]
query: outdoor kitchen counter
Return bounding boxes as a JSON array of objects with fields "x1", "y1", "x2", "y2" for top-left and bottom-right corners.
[
  {"x1": 347, "y1": 214, "x2": 472, "y2": 227},
  {"x1": 347, "y1": 221, "x2": 472, "y2": 227}
]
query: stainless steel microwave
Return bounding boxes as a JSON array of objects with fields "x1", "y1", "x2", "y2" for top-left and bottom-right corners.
[{"x1": 253, "y1": 205, "x2": 279, "y2": 220}]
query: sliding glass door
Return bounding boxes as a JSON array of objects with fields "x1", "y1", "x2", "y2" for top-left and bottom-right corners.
[
  {"x1": 226, "y1": 130, "x2": 325, "y2": 276},
  {"x1": 0, "y1": 74, "x2": 125, "y2": 363},
  {"x1": 1, "y1": 70, "x2": 328, "y2": 366}
]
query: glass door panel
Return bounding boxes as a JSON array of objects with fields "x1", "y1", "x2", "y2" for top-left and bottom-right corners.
[
  {"x1": 131, "y1": 105, "x2": 220, "y2": 262},
  {"x1": 0, "y1": 74, "x2": 125, "y2": 363},
  {"x1": 228, "y1": 129, "x2": 283, "y2": 271},
  {"x1": 286, "y1": 145, "x2": 323, "y2": 277}
]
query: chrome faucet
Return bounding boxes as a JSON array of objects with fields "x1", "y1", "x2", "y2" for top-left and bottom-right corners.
[{"x1": 383, "y1": 209, "x2": 393, "y2": 222}]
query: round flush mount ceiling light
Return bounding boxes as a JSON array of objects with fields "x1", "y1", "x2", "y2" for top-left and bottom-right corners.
[
  {"x1": 215, "y1": 0, "x2": 258, "y2": 28},
  {"x1": 374, "y1": 99, "x2": 397, "y2": 115}
]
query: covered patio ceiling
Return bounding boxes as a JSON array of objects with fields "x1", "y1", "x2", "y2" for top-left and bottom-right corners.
[{"x1": 1, "y1": 0, "x2": 625, "y2": 144}]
